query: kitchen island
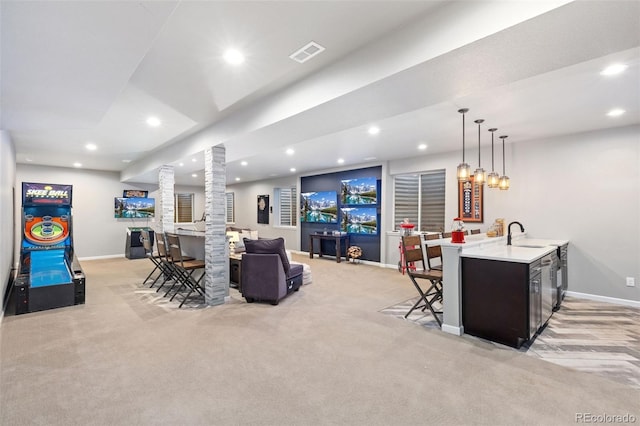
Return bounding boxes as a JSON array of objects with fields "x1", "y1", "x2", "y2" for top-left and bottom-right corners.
[
  {"x1": 461, "y1": 243, "x2": 557, "y2": 348},
  {"x1": 439, "y1": 234, "x2": 568, "y2": 347}
]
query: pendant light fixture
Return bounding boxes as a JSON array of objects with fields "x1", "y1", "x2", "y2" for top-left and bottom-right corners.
[
  {"x1": 498, "y1": 135, "x2": 510, "y2": 190},
  {"x1": 473, "y1": 119, "x2": 486, "y2": 185},
  {"x1": 456, "y1": 108, "x2": 471, "y2": 182},
  {"x1": 487, "y1": 128, "x2": 500, "y2": 188}
]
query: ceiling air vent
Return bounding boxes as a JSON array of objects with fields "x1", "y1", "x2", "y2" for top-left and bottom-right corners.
[{"x1": 289, "y1": 41, "x2": 325, "y2": 64}]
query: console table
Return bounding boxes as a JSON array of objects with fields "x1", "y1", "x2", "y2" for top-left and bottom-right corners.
[{"x1": 309, "y1": 233, "x2": 350, "y2": 263}]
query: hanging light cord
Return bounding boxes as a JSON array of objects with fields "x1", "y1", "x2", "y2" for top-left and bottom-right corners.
[
  {"x1": 477, "y1": 122, "x2": 481, "y2": 167},
  {"x1": 502, "y1": 136, "x2": 507, "y2": 175},
  {"x1": 491, "y1": 131, "x2": 495, "y2": 171},
  {"x1": 462, "y1": 112, "x2": 466, "y2": 162}
]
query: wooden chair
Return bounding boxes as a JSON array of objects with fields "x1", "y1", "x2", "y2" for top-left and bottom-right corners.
[
  {"x1": 471, "y1": 229, "x2": 481, "y2": 235},
  {"x1": 442, "y1": 231, "x2": 452, "y2": 239},
  {"x1": 401, "y1": 235, "x2": 443, "y2": 326},
  {"x1": 423, "y1": 233, "x2": 440, "y2": 241}
]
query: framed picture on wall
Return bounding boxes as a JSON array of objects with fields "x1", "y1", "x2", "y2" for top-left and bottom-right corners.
[
  {"x1": 340, "y1": 177, "x2": 377, "y2": 205},
  {"x1": 123, "y1": 189, "x2": 148, "y2": 198},
  {"x1": 458, "y1": 176, "x2": 483, "y2": 223},
  {"x1": 257, "y1": 195, "x2": 269, "y2": 224}
]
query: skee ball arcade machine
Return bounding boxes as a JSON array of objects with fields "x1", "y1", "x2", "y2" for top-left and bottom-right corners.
[{"x1": 12, "y1": 183, "x2": 85, "y2": 314}]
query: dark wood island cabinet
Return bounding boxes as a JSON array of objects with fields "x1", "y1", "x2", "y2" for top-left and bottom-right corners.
[{"x1": 461, "y1": 255, "x2": 551, "y2": 348}]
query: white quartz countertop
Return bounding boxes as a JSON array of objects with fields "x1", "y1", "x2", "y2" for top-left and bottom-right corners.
[
  {"x1": 460, "y1": 242, "x2": 556, "y2": 263},
  {"x1": 511, "y1": 237, "x2": 569, "y2": 247}
]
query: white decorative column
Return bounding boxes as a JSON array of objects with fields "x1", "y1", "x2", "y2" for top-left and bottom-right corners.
[
  {"x1": 158, "y1": 165, "x2": 175, "y2": 233},
  {"x1": 204, "y1": 145, "x2": 228, "y2": 305}
]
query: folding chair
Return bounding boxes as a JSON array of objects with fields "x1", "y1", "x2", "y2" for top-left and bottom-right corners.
[
  {"x1": 140, "y1": 230, "x2": 164, "y2": 287},
  {"x1": 401, "y1": 235, "x2": 443, "y2": 326},
  {"x1": 165, "y1": 233, "x2": 205, "y2": 308},
  {"x1": 154, "y1": 233, "x2": 179, "y2": 294}
]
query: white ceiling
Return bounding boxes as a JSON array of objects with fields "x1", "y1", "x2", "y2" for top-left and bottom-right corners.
[{"x1": 2, "y1": 1, "x2": 639, "y2": 187}]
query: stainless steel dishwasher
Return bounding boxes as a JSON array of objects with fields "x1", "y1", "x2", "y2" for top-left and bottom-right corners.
[{"x1": 540, "y1": 253, "x2": 554, "y2": 324}]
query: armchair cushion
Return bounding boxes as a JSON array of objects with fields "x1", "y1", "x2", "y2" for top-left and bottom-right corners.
[{"x1": 244, "y1": 237, "x2": 291, "y2": 275}]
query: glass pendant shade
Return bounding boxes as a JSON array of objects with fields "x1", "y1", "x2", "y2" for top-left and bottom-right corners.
[
  {"x1": 499, "y1": 175, "x2": 510, "y2": 190},
  {"x1": 457, "y1": 108, "x2": 470, "y2": 182},
  {"x1": 487, "y1": 171, "x2": 500, "y2": 188},
  {"x1": 473, "y1": 119, "x2": 485, "y2": 185},
  {"x1": 457, "y1": 162, "x2": 471, "y2": 181},
  {"x1": 499, "y1": 135, "x2": 509, "y2": 191},
  {"x1": 487, "y1": 127, "x2": 499, "y2": 188}
]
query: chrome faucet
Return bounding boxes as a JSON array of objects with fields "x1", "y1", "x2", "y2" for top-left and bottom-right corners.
[{"x1": 507, "y1": 221, "x2": 525, "y2": 245}]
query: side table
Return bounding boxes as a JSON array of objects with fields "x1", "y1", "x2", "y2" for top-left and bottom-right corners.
[{"x1": 229, "y1": 254, "x2": 242, "y2": 290}]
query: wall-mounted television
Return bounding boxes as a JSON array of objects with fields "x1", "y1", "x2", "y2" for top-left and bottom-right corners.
[
  {"x1": 340, "y1": 177, "x2": 377, "y2": 205},
  {"x1": 114, "y1": 197, "x2": 155, "y2": 219},
  {"x1": 340, "y1": 207, "x2": 377, "y2": 235},
  {"x1": 300, "y1": 191, "x2": 338, "y2": 223}
]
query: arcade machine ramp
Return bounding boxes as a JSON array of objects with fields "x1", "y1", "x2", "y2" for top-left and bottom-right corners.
[{"x1": 28, "y1": 249, "x2": 75, "y2": 312}]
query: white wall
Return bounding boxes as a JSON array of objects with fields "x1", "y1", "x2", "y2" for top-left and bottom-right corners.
[
  {"x1": 14, "y1": 164, "x2": 205, "y2": 259},
  {"x1": 389, "y1": 125, "x2": 640, "y2": 302},
  {"x1": 226, "y1": 176, "x2": 299, "y2": 248},
  {"x1": 9, "y1": 125, "x2": 639, "y2": 303},
  {"x1": 1, "y1": 131, "x2": 17, "y2": 311}
]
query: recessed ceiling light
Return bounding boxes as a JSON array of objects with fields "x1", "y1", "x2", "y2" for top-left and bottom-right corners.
[
  {"x1": 224, "y1": 48, "x2": 245, "y2": 65},
  {"x1": 600, "y1": 63, "x2": 628, "y2": 76},
  {"x1": 363, "y1": 156, "x2": 377, "y2": 161},
  {"x1": 607, "y1": 108, "x2": 626, "y2": 117},
  {"x1": 286, "y1": 148, "x2": 295, "y2": 156},
  {"x1": 368, "y1": 126, "x2": 380, "y2": 135},
  {"x1": 73, "y1": 162, "x2": 82, "y2": 168},
  {"x1": 418, "y1": 143, "x2": 427, "y2": 150},
  {"x1": 337, "y1": 158, "x2": 345, "y2": 164},
  {"x1": 191, "y1": 158, "x2": 197, "y2": 162},
  {"x1": 26, "y1": 158, "x2": 33, "y2": 162},
  {"x1": 85, "y1": 143, "x2": 97, "y2": 151},
  {"x1": 241, "y1": 161, "x2": 248, "y2": 166},
  {"x1": 146, "y1": 116, "x2": 161, "y2": 127},
  {"x1": 235, "y1": 177, "x2": 241, "y2": 181},
  {"x1": 192, "y1": 173, "x2": 198, "y2": 178},
  {"x1": 122, "y1": 159, "x2": 131, "y2": 163},
  {"x1": 179, "y1": 163, "x2": 184, "y2": 167},
  {"x1": 290, "y1": 168, "x2": 296, "y2": 172}
]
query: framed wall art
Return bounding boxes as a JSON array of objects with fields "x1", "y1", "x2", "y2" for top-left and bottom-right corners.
[
  {"x1": 257, "y1": 195, "x2": 269, "y2": 224},
  {"x1": 458, "y1": 176, "x2": 483, "y2": 223}
]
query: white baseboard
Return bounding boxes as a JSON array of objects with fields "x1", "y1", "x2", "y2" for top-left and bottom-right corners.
[
  {"x1": 565, "y1": 291, "x2": 640, "y2": 308},
  {"x1": 442, "y1": 324, "x2": 463, "y2": 336},
  {"x1": 78, "y1": 254, "x2": 125, "y2": 261}
]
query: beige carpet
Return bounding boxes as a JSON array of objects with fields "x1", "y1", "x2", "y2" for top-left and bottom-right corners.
[{"x1": 1, "y1": 254, "x2": 638, "y2": 425}]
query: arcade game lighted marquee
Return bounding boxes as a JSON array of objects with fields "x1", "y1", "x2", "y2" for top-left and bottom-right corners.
[{"x1": 11, "y1": 182, "x2": 85, "y2": 314}]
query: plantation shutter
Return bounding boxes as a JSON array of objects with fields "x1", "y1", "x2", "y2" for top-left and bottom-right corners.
[
  {"x1": 175, "y1": 193, "x2": 193, "y2": 223},
  {"x1": 394, "y1": 174, "x2": 419, "y2": 228},
  {"x1": 225, "y1": 192, "x2": 235, "y2": 223},
  {"x1": 278, "y1": 187, "x2": 297, "y2": 227},
  {"x1": 420, "y1": 169, "x2": 446, "y2": 232}
]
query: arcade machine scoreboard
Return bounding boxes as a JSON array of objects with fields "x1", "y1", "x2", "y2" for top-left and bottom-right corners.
[{"x1": 11, "y1": 182, "x2": 85, "y2": 314}]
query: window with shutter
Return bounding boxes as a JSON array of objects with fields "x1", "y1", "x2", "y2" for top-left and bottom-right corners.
[
  {"x1": 393, "y1": 169, "x2": 445, "y2": 232},
  {"x1": 225, "y1": 192, "x2": 235, "y2": 224},
  {"x1": 175, "y1": 193, "x2": 194, "y2": 223},
  {"x1": 274, "y1": 187, "x2": 297, "y2": 227}
]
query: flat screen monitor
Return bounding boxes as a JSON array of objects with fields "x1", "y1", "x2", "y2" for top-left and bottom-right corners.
[
  {"x1": 114, "y1": 197, "x2": 155, "y2": 219},
  {"x1": 300, "y1": 191, "x2": 338, "y2": 223},
  {"x1": 340, "y1": 207, "x2": 377, "y2": 235}
]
